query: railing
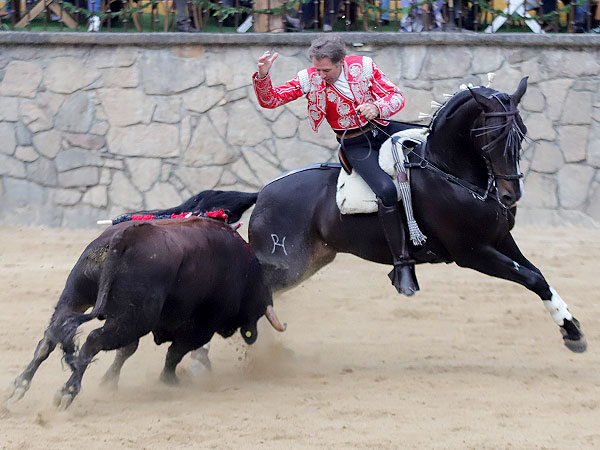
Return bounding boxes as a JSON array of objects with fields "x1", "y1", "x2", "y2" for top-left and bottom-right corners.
[{"x1": 0, "y1": 0, "x2": 598, "y2": 32}]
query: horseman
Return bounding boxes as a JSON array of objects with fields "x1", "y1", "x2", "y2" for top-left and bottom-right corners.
[{"x1": 252, "y1": 35, "x2": 419, "y2": 296}]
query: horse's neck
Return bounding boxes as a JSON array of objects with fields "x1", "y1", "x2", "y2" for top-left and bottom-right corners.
[{"x1": 426, "y1": 109, "x2": 488, "y2": 187}]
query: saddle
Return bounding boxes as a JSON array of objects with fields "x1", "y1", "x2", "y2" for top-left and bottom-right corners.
[{"x1": 336, "y1": 128, "x2": 428, "y2": 215}]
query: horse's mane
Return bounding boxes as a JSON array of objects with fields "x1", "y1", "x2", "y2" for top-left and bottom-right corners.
[{"x1": 428, "y1": 86, "x2": 497, "y2": 133}]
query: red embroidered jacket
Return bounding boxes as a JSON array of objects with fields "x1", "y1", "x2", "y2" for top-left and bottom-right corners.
[{"x1": 252, "y1": 55, "x2": 405, "y2": 132}]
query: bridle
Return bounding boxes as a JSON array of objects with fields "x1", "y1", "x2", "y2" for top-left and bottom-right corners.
[{"x1": 475, "y1": 95, "x2": 525, "y2": 182}]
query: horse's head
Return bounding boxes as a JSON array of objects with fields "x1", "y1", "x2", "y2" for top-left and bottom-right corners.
[{"x1": 469, "y1": 77, "x2": 529, "y2": 208}]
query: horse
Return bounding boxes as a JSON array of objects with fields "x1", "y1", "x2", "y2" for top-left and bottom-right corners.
[{"x1": 219, "y1": 76, "x2": 585, "y2": 354}]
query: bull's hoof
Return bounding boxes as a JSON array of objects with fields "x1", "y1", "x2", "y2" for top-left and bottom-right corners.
[
  {"x1": 159, "y1": 370, "x2": 179, "y2": 386},
  {"x1": 7, "y1": 378, "x2": 29, "y2": 403},
  {"x1": 560, "y1": 318, "x2": 587, "y2": 353},
  {"x1": 53, "y1": 386, "x2": 76, "y2": 410},
  {"x1": 189, "y1": 348, "x2": 212, "y2": 376}
]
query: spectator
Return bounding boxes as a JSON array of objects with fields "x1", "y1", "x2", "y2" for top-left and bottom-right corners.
[{"x1": 287, "y1": 0, "x2": 341, "y2": 31}]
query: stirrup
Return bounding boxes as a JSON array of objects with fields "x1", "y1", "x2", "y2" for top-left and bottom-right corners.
[
  {"x1": 392, "y1": 259, "x2": 416, "y2": 268},
  {"x1": 388, "y1": 260, "x2": 419, "y2": 296}
]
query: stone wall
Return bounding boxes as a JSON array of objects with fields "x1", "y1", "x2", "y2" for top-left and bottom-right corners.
[{"x1": 0, "y1": 33, "x2": 599, "y2": 228}]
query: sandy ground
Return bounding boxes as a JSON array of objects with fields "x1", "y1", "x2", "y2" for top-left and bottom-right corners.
[{"x1": 0, "y1": 224, "x2": 599, "y2": 449}]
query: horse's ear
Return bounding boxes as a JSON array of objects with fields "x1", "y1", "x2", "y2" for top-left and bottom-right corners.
[
  {"x1": 468, "y1": 87, "x2": 496, "y2": 112},
  {"x1": 510, "y1": 76, "x2": 529, "y2": 107}
]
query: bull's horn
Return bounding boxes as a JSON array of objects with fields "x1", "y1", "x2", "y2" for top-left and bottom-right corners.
[{"x1": 265, "y1": 305, "x2": 287, "y2": 332}]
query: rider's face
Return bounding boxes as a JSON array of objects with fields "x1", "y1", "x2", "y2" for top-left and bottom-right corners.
[{"x1": 312, "y1": 58, "x2": 343, "y2": 84}]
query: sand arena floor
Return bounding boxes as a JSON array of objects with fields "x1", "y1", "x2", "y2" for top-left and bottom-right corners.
[{"x1": 1, "y1": 224, "x2": 599, "y2": 449}]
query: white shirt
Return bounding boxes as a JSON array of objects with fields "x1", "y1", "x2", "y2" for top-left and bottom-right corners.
[{"x1": 333, "y1": 67, "x2": 353, "y2": 99}]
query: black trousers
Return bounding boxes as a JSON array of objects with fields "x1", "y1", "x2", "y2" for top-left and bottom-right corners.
[{"x1": 337, "y1": 122, "x2": 407, "y2": 207}]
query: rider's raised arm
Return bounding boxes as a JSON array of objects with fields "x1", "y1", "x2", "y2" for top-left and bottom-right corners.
[
  {"x1": 252, "y1": 72, "x2": 305, "y2": 109},
  {"x1": 369, "y1": 60, "x2": 405, "y2": 119}
]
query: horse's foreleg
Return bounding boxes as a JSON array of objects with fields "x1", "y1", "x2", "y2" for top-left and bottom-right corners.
[{"x1": 457, "y1": 243, "x2": 586, "y2": 353}]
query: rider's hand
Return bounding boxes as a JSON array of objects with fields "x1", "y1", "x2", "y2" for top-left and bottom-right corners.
[
  {"x1": 356, "y1": 103, "x2": 379, "y2": 121},
  {"x1": 257, "y1": 50, "x2": 278, "y2": 79}
]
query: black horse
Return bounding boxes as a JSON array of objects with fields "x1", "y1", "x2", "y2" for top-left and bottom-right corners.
[{"x1": 229, "y1": 77, "x2": 585, "y2": 353}]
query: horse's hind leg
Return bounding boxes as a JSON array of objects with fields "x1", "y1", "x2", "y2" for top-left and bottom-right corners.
[
  {"x1": 457, "y1": 239, "x2": 586, "y2": 353},
  {"x1": 100, "y1": 339, "x2": 140, "y2": 390},
  {"x1": 495, "y1": 233, "x2": 586, "y2": 353}
]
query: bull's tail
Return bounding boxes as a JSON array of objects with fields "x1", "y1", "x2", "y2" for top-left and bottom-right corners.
[{"x1": 128, "y1": 190, "x2": 259, "y2": 224}]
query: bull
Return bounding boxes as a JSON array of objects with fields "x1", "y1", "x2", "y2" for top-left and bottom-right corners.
[{"x1": 8, "y1": 214, "x2": 285, "y2": 410}]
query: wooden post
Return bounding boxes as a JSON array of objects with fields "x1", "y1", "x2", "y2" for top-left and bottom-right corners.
[{"x1": 253, "y1": 0, "x2": 284, "y2": 31}]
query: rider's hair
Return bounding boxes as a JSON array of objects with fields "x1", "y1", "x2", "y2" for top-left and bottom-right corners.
[{"x1": 308, "y1": 35, "x2": 347, "y2": 65}]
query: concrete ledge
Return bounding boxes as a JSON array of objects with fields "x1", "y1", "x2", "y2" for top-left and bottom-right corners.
[{"x1": 1, "y1": 31, "x2": 599, "y2": 47}]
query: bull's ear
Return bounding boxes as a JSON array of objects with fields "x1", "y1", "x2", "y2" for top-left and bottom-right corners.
[
  {"x1": 510, "y1": 76, "x2": 529, "y2": 107},
  {"x1": 468, "y1": 87, "x2": 495, "y2": 112},
  {"x1": 241, "y1": 324, "x2": 258, "y2": 345}
]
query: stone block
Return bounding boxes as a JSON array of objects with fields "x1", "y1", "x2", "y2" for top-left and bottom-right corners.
[
  {"x1": 557, "y1": 126, "x2": 589, "y2": 163},
  {"x1": 98, "y1": 89, "x2": 154, "y2": 127},
  {"x1": 144, "y1": 183, "x2": 182, "y2": 209},
  {"x1": 82, "y1": 185, "x2": 108, "y2": 208},
  {"x1": 55, "y1": 92, "x2": 95, "y2": 133},
  {"x1": 226, "y1": 100, "x2": 271, "y2": 147},
  {"x1": 561, "y1": 91, "x2": 593, "y2": 126},
  {"x1": 521, "y1": 86, "x2": 545, "y2": 113},
  {"x1": 586, "y1": 181, "x2": 600, "y2": 223},
  {"x1": 471, "y1": 47, "x2": 504, "y2": 75},
  {"x1": 395, "y1": 87, "x2": 433, "y2": 122},
  {"x1": 423, "y1": 48, "x2": 472, "y2": 81},
  {"x1": 58, "y1": 167, "x2": 100, "y2": 188},
  {"x1": 55, "y1": 148, "x2": 104, "y2": 172},
  {"x1": 91, "y1": 122, "x2": 110, "y2": 136},
  {"x1": 45, "y1": 58, "x2": 101, "y2": 94},
  {"x1": 62, "y1": 206, "x2": 105, "y2": 229},
  {"x1": 51, "y1": 188, "x2": 82, "y2": 206},
  {"x1": 587, "y1": 124, "x2": 600, "y2": 168},
  {"x1": 0, "y1": 122, "x2": 17, "y2": 155},
  {"x1": 400, "y1": 47, "x2": 427, "y2": 80},
  {"x1": 272, "y1": 110, "x2": 299, "y2": 139},
  {"x1": 32, "y1": 130, "x2": 61, "y2": 159},
  {"x1": 175, "y1": 166, "x2": 223, "y2": 192},
  {"x1": 0, "y1": 97, "x2": 19, "y2": 121},
  {"x1": 0, "y1": 154, "x2": 26, "y2": 178},
  {"x1": 108, "y1": 171, "x2": 143, "y2": 209},
  {"x1": 26, "y1": 157, "x2": 58, "y2": 186},
  {"x1": 15, "y1": 146, "x2": 39, "y2": 162},
  {"x1": 126, "y1": 157, "x2": 162, "y2": 192},
  {"x1": 153, "y1": 98, "x2": 181, "y2": 124},
  {"x1": 530, "y1": 140, "x2": 565, "y2": 174},
  {"x1": 275, "y1": 139, "x2": 334, "y2": 171},
  {"x1": 185, "y1": 116, "x2": 238, "y2": 166},
  {"x1": 538, "y1": 79, "x2": 572, "y2": 122},
  {"x1": 526, "y1": 113, "x2": 556, "y2": 141},
  {"x1": 2, "y1": 177, "x2": 45, "y2": 206},
  {"x1": 0, "y1": 61, "x2": 42, "y2": 98},
  {"x1": 520, "y1": 172, "x2": 558, "y2": 209},
  {"x1": 557, "y1": 164, "x2": 595, "y2": 208},
  {"x1": 541, "y1": 50, "x2": 600, "y2": 79},
  {"x1": 20, "y1": 101, "x2": 53, "y2": 133},
  {"x1": 183, "y1": 85, "x2": 225, "y2": 113},
  {"x1": 63, "y1": 133, "x2": 106, "y2": 151},
  {"x1": 107, "y1": 123, "x2": 180, "y2": 158},
  {"x1": 141, "y1": 51, "x2": 205, "y2": 95},
  {"x1": 102, "y1": 66, "x2": 140, "y2": 89},
  {"x1": 89, "y1": 48, "x2": 138, "y2": 69}
]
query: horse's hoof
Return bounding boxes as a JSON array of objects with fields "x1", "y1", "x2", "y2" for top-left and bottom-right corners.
[
  {"x1": 560, "y1": 318, "x2": 587, "y2": 353},
  {"x1": 563, "y1": 336, "x2": 587, "y2": 353}
]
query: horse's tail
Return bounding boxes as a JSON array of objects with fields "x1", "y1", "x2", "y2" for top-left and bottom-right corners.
[{"x1": 127, "y1": 190, "x2": 259, "y2": 224}]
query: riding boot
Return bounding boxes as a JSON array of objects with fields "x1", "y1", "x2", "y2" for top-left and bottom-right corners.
[{"x1": 377, "y1": 199, "x2": 419, "y2": 296}]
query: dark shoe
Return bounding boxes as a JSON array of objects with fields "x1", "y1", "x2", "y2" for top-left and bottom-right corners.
[
  {"x1": 177, "y1": 20, "x2": 198, "y2": 32},
  {"x1": 388, "y1": 260, "x2": 419, "y2": 297}
]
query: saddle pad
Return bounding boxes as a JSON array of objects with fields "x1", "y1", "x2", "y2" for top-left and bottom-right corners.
[{"x1": 336, "y1": 128, "x2": 427, "y2": 215}]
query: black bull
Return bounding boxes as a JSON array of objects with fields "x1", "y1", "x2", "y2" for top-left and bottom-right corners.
[{"x1": 9, "y1": 211, "x2": 285, "y2": 409}]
